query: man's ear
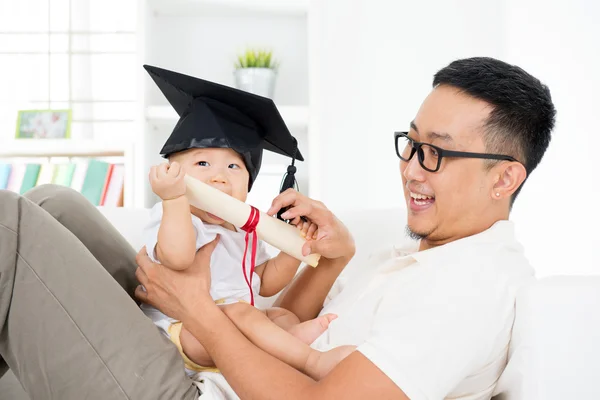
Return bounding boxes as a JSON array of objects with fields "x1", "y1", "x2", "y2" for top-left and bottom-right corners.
[{"x1": 491, "y1": 162, "x2": 527, "y2": 200}]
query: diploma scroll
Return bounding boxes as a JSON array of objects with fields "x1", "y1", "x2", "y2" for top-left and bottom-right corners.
[{"x1": 184, "y1": 175, "x2": 320, "y2": 267}]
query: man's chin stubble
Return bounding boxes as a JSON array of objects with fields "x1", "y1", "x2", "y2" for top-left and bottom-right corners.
[{"x1": 405, "y1": 225, "x2": 428, "y2": 241}]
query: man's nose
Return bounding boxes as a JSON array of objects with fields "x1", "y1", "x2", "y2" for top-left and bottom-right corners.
[{"x1": 402, "y1": 152, "x2": 426, "y2": 182}]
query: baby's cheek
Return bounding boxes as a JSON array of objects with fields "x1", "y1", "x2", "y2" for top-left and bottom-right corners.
[{"x1": 234, "y1": 189, "x2": 248, "y2": 203}]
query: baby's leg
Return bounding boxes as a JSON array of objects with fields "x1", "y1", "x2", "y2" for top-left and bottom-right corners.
[
  {"x1": 222, "y1": 303, "x2": 340, "y2": 380},
  {"x1": 305, "y1": 345, "x2": 357, "y2": 380},
  {"x1": 179, "y1": 325, "x2": 215, "y2": 368},
  {"x1": 264, "y1": 306, "x2": 300, "y2": 330},
  {"x1": 266, "y1": 307, "x2": 337, "y2": 345}
]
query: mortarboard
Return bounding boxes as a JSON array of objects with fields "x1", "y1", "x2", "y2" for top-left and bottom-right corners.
[{"x1": 143, "y1": 64, "x2": 303, "y2": 197}]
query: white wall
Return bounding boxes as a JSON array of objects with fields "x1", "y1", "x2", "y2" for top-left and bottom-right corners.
[
  {"x1": 144, "y1": 10, "x2": 308, "y2": 106},
  {"x1": 504, "y1": 0, "x2": 600, "y2": 277},
  {"x1": 310, "y1": 0, "x2": 600, "y2": 277},
  {"x1": 309, "y1": 0, "x2": 505, "y2": 213}
]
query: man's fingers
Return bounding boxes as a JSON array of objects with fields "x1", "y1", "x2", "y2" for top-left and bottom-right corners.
[
  {"x1": 134, "y1": 285, "x2": 149, "y2": 303},
  {"x1": 267, "y1": 189, "x2": 300, "y2": 216},
  {"x1": 136, "y1": 246, "x2": 152, "y2": 273},
  {"x1": 280, "y1": 204, "x2": 311, "y2": 221},
  {"x1": 136, "y1": 246, "x2": 147, "y2": 260},
  {"x1": 193, "y1": 235, "x2": 220, "y2": 265},
  {"x1": 135, "y1": 266, "x2": 149, "y2": 287},
  {"x1": 302, "y1": 240, "x2": 313, "y2": 257},
  {"x1": 291, "y1": 216, "x2": 303, "y2": 226},
  {"x1": 307, "y1": 223, "x2": 318, "y2": 239},
  {"x1": 301, "y1": 221, "x2": 310, "y2": 237}
]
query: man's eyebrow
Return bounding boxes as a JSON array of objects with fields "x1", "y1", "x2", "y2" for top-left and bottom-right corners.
[
  {"x1": 410, "y1": 121, "x2": 418, "y2": 132},
  {"x1": 427, "y1": 131, "x2": 454, "y2": 143},
  {"x1": 410, "y1": 121, "x2": 454, "y2": 143}
]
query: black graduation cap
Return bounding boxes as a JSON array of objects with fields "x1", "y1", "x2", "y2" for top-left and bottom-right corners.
[{"x1": 143, "y1": 64, "x2": 303, "y2": 194}]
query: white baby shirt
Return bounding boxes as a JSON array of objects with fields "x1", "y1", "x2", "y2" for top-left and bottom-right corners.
[{"x1": 141, "y1": 202, "x2": 271, "y2": 333}]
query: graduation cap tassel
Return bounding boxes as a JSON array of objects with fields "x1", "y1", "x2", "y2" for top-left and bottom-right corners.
[
  {"x1": 279, "y1": 138, "x2": 299, "y2": 194},
  {"x1": 279, "y1": 162, "x2": 298, "y2": 193},
  {"x1": 277, "y1": 138, "x2": 301, "y2": 222}
]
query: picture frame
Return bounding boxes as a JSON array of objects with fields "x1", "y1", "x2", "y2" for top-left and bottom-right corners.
[{"x1": 15, "y1": 109, "x2": 72, "y2": 139}]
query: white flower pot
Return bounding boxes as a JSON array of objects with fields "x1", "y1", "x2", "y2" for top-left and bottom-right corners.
[{"x1": 234, "y1": 68, "x2": 277, "y2": 99}]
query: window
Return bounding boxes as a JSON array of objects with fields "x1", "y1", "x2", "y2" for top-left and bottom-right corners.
[{"x1": 0, "y1": 0, "x2": 137, "y2": 142}]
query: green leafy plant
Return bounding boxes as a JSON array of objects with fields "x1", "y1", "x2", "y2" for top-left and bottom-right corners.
[{"x1": 234, "y1": 49, "x2": 279, "y2": 70}]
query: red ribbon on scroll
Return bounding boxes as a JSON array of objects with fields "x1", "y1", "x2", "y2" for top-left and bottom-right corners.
[{"x1": 240, "y1": 206, "x2": 260, "y2": 306}]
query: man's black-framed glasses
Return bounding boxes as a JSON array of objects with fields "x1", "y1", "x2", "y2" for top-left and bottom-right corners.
[{"x1": 394, "y1": 131, "x2": 519, "y2": 173}]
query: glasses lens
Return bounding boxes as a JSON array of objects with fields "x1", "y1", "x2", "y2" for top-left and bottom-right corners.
[
  {"x1": 418, "y1": 144, "x2": 441, "y2": 171},
  {"x1": 396, "y1": 135, "x2": 414, "y2": 161}
]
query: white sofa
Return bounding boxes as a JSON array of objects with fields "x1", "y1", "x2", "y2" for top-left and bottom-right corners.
[{"x1": 1, "y1": 206, "x2": 599, "y2": 399}]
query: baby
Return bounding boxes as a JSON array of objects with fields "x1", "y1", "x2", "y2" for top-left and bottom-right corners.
[
  {"x1": 141, "y1": 147, "x2": 355, "y2": 380},
  {"x1": 141, "y1": 64, "x2": 355, "y2": 380}
]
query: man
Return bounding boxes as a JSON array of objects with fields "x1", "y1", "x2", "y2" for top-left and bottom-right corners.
[
  {"x1": 0, "y1": 56, "x2": 555, "y2": 399},
  {"x1": 135, "y1": 57, "x2": 555, "y2": 399}
]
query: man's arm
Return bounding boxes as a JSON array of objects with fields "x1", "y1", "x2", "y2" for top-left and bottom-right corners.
[
  {"x1": 265, "y1": 190, "x2": 356, "y2": 321},
  {"x1": 180, "y1": 296, "x2": 408, "y2": 400},
  {"x1": 156, "y1": 196, "x2": 196, "y2": 270},
  {"x1": 272, "y1": 255, "x2": 350, "y2": 321}
]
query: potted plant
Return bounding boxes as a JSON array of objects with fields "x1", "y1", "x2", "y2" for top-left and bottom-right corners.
[{"x1": 234, "y1": 48, "x2": 279, "y2": 99}]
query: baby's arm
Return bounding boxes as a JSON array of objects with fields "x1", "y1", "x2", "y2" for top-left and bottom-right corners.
[
  {"x1": 150, "y1": 161, "x2": 196, "y2": 270},
  {"x1": 254, "y1": 218, "x2": 319, "y2": 297},
  {"x1": 156, "y1": 197, "x2": 196, "y2": 270},
  {"x1": 255, "y1": 252, "x2": 302, "y2": 297}
]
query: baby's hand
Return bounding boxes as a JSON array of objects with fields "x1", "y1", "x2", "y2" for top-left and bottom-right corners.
[
  {"x1": 150, "y1": 162, "x2": 186, "y2": 201},
  {"x1": 296, "y1": 219, "x2": 319, "y2": 241}
]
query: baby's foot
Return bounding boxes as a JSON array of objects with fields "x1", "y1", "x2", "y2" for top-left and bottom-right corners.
[
  {"x1": 305, "y1": 345, "x2": 357, "y2": 380},
  {"x1": 287, "y1": 313, "x2": 338, "y2": 345}
]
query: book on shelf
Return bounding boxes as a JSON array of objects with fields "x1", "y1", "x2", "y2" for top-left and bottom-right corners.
[
  {"x1": 6, "y1": 163, "x2": 25, "y2": 193},
  {"x1": 53, "y1": 163, "x2": 76, "y2": 186},
  {"x1": 0, "y1": 164, "x2": 11, "y2": 189},
  {"x1": 0, "y1": 159, "x2": 125, "y2": 207},
  {"x1": 36, "y1": 163, "x2": 56, "y2": 187},
  {"x1": 20, "y1": 164, "x2": 41, "y2": 194}
]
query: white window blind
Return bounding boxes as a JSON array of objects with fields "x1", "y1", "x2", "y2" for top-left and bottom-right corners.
[{"x1": 0, "y1": 0, "x2": 137, "y2": 142}]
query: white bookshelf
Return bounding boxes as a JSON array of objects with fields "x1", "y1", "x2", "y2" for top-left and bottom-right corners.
[{"x1": 0, "y1": 140, "x2": 131, "y2": 158}]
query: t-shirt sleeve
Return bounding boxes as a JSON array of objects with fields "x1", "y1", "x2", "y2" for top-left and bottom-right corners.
[
  {"x1": 255, "y1": 239, "x2": 273, "y2": 266},
  {"x1": 143, "y1": 203, "x2": 163, "y2": 263},
  {"x1": 144, "y1": 204, "x2": 210, "y2": 263},
  {"x1": 192, "y1": 217, "x2": 217, "y2": 250},
  {"x1": 357, "y1": 277, "x2": 502, "y2": 400}
]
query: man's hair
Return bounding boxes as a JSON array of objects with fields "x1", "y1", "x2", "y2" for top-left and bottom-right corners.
[{"x1": 432, "y1": 57, "x2": 556, "y2": 202}]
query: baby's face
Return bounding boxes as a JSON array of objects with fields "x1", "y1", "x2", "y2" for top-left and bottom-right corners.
[{"x1": 171, "y1": 147, "x2": 249, "y2": 225}]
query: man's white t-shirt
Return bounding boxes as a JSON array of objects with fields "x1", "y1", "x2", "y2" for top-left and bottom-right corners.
[{"x1": 310, "y1": 220, "x2": 534, "y2": 400}]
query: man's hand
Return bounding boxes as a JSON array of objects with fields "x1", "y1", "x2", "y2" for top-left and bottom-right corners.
[
  {"x1": 297, "y1": 219, "x2": 319, "y2": 240},
  {"x1": 267, "y1": 189, "x2": 355, "y2": 261},
  {"x1": 135, "y1": 237, "x2": 220, "y2": 320},
  {"x1": 150, "y1": 161, "x2": 186, "y2": 201}
]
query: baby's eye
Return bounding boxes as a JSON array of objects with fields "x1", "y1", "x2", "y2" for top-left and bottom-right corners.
[
  {"x1": 228, "y1": 163, "x2": 241, "y2": 169},
  {"x1": 198, "y1": 161, "x2": 209, "y2": 167}
]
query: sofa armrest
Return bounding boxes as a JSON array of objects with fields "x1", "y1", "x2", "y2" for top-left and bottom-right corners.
[{"x1": 494, "y1": 275, "x2": 600, "y2": 400}]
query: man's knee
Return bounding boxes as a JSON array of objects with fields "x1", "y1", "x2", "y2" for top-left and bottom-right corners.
[
  {"x1": 0, "y1": 190, "x2": 25, "y2": 232},
  {"x1": 23, "y1": 184, "x2": 87, "y2": 217}
]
